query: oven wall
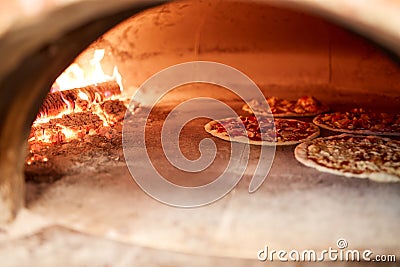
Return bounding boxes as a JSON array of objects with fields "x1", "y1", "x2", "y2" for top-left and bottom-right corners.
[{"x1": 74, "y1": 0, "x2": 400, "y2": 99}]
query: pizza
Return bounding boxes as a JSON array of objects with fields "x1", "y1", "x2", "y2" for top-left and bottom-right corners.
[
  {"x1": 294, "y1": 134, "x2": 400, "y2": 182},
  {"x1": 313, "y1": 108, "x2": 400, "y2": 136},
  {"x1": 204, "y1": 116, "x2": 320, "y2": 146},
  {"x1": 242, "y1": 96, "x2": 329, "y2": 117}
]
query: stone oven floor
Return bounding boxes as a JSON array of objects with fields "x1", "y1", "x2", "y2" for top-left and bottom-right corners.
[{"x1": 1, "y1": 85, "x2": 400, "y2": 266}]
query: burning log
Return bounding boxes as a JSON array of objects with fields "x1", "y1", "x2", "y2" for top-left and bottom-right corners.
[
  {"x1": 38, "y1": 81, "x2": 121, "y2": 118},
  {"x1": 100, "y1": 100, "x2": 127, "y2": 123},
  {"x1": 30, "y1": 99, "x2": 127, "y2": 144}
]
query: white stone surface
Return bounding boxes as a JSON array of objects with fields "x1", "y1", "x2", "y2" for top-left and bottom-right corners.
[{"x1": 0, "y1": 226, "x2": 268, "y2": 267}]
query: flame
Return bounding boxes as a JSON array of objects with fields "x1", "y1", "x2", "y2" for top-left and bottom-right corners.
[
  {"x1": 29, "y1": 48, "x2": 128, "y2": 149},
  {"x1": 77, "y1": 91, "x2": 89, "y2": 101},
  {"x1": 60, "y1": 127, "x2": 78, "y2": 140},
  {"x1": 51, "y1": 49, "x2": 123, "y2": 92}
]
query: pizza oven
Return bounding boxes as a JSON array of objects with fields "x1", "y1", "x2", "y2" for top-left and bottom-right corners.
[{"x1": 0, "y1": 0, "x2": 399, "y2": 265}]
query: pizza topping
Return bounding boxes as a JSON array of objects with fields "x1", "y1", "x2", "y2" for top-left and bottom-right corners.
[
  {"x1": 296, "y1": 96, "x2": 323, "y2": 113},
  {"x1": 307, "y1": 144, "x2": 321, "y2": 153},
  {"x1": 206, "y1": 116, "x2": 320, "y2": 144},
  {"x1": 313, "y1": 109, "x2": 400, "y2": 135},
  {"x1": 243, "y1": 96, "x2": 329, "y2": 117}
]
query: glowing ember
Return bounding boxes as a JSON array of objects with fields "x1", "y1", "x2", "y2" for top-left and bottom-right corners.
[{"x1": 31, "y1": 100, "x2": 127, "y2": 143}]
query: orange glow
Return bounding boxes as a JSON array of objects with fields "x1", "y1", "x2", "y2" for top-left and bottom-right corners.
[{"x1": 51, "y1": 49, "x2": 123, "y2": 92}]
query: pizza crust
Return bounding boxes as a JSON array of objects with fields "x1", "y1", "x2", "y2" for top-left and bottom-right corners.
[
  {"x1": 204, "y1": 118, "x2": 320, "y2": 146},
  {"x1": 294, "y1": 134, "x2": 400, "y2": 182}
]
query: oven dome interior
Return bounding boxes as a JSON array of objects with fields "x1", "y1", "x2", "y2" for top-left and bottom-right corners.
[{"x1": 75, "y1": 0, "x2": 400, "y2": 107}]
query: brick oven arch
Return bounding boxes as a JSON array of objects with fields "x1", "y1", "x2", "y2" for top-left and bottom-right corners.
[{"x1": 0, "y1": 0, "x2": 400, "y2": 225}]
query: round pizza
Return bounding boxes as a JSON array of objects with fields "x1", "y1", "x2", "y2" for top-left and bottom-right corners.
[
  {"x1": 295, "y1": 134, "x2": 400, "y2": 182},
  {"x1": 204, "y1": 116, "x2": 320, "y2": 146},
  {"x1": 242, "y1": 96, "x2": 329, "y2": 117},
  {"x1": 313, "y1": 108, "x2": 400, "y2": 136}
]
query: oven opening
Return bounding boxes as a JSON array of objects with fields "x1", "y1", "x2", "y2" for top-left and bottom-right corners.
[{"x1": 1, "y1": 0, "x2": 400, "y2": 265}]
